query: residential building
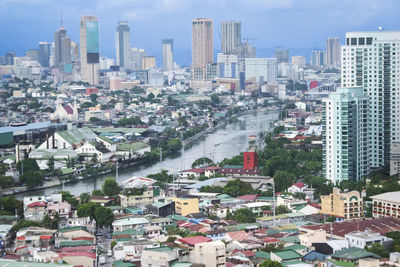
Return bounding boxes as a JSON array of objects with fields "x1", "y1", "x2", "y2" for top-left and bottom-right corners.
[
  {"x1": 217, "y1": 53, "x2": 239, "y2": 78},
  {"x1": 142, "y1": 56, "x2": 156, "y2": 70},
  {"x1": 342, "y1": 31, "x2": 400, "y2": 168},
  {"x1": 299, "y1": 230, "x2": 327, "y2": 247},
  {"x1": 80, "y1": 15, "x2": 99, "y2": 85},
  {"x1": 193, "y1": 240, "x2": 226, "y2": 267},
  {"x1": 131, "y1": 47, "x2": 145, "y2": 70},
  {"x1": 311, "y1": 50, "x2": 325, "y2": 67},
  {"x1": 141, "y1": 246, "x2": 181, "y2": 267},
  {"x1": 120, "y1": 188, "x2": 154, "y2": 208},
  {"x1": 245, "y1": 58, "x2": 277, "y2": 84},
  {"x1": 390, "y1": 142, "x2": 400, "y2": 176},
  {"x1": 371, "y1": 191, "x2": 400, "y2": 218},
  {"x1": 270, "y1": 249, "x2": 302, "y2": 263},
  {"x1": 173, "y1": 197, "x2": 199, "y2": 216},
  {"x1": 192, "y1": 18, "x2": 213, "y2": 80},
  {"x1": 274, "y1": 48, "x2": 289, "y2": 63},
  {"x1": 322, "y1": 87, "x2": 369, "y2": 184},
  {"x1": 320, "y1": 188, "x2": 364, "y2": 220},
  {"x1": 345, "y1": 231, "x2": 392, "y2": 249},
  {"x1": 326, "y1": 37, "x2": 340, "y2": 67},
  {"x1": 221, "y1": 20, "x2": 241, "y2": 55},
  {"x1": 116, "y1": 21, "x2": 130, "y2": 68},
  {"x1": 162, "y1": 39, "x2": 174, "y2": 71},
  {"x1": 112, "y1": 217, "x2": 150, "y2": 232}
]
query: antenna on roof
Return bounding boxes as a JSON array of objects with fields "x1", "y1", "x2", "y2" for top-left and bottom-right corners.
[{"x1": 60, "y1": 14, "x2": 64, "y2": 27}]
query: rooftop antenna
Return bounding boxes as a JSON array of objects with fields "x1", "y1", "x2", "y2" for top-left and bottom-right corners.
[{"x1": 60, "y1": 14, "x2": 64, "y2": 27}]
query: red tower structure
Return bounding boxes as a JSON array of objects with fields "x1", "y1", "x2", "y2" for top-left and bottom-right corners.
[{"x1": 243, "y1": 151, "x2": 258, "y2": 170}]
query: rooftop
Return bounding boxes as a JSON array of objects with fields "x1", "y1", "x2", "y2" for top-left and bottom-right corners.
[
  {"x1": 178, "y1": 236, "x2": 211, "y2": 246},
  {"x1": 331, "y1": 247, "x2": 380, "y2": 260},
  {"x1": 371, "y1": 191, "x2": 400, "y2": 203},
  {"x1": 272, "y1": 249, "x2": 302, "y2": 260}
]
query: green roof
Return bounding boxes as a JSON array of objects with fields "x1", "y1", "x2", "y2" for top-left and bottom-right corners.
[
  {"x1": 272, "y1": 249, "x2": 302, "y2": 261},
  {"x1": 0, "y1": 260, "x2": 73, "y2": 267},
  {"x1": 60, "y1": 240, "x2": 93, "y2": 247},
  {"x1": 117, "y1": 142, "x2": 149, "y2": 151},
  {"x1": 327, "y1": 259, "x2": 355, "y2": 267},
  {"x1": 59, "y1": 226, "x2": 88, "y2": 233},
  {"x1": 216, "y1": 194, "x2": 233, "y2": 199},
  {"x1": 278, "y1": 236, "x2": 300, "y2": 244},
  {"x1": 112, "y1": 260, "x2": 136, "y2": 267},
  {"x1": 144, "y1": 246, "x2": 174, "y2": 252},
  {"x1": 331, "y1": 247, "x2": 380, "y2": 261},
  {"x1": 116, "y1": 237, "x2": 132, "y2": 242},
  {"x1": 167, "y1": 214, "x2": 188, "y2": 221},
  {"x1": 113, "y1": 228, "x2": 145, "y2": 236},
  {"x1": 58, "y1": 127, "x2": 97, "y2": 145},
  {"x1": 170, "y1": 262, "x2": 193, "y2": 267},
  {"x1": 61, "y1": 168, "x2": 76, "y2": 175},
  {"x1": 255, "y1": 251, "x2": 271, "y2": 259},
  {"x1": 294, "y1": 204, "x2": 307, "y2": 211},
  {"x1": 226, "y1": 223, "x2": 261, "y2": 232},
  {"x1": 222, "y1": 165, "x2": 242, "y2": 169},
  {"x1": 97, "y1": 135, "x2": 115, "y2": 144},
  {"x1": 108, "y1": 206, "x2": 124, "y2": 210},
  {"x1": 285, "y1": 244, "x2": 307, "y2": 251}
]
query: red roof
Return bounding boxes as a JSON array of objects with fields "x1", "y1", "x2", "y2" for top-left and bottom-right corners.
[
  {"x1": 27, "y1": 201, "x2": 47, "y2": 208},
  {"x1": 262, "y1": 237, "x2": 281, "y2": 243},
  {"x1": 236, "y1": 194, "x2": 258, "y2": 202},
  {"x1": 232, "y1": 249, "x2": 255, "y2": 257},
  {"x1": 17, "y1": 236, "x2": 25, "y2": 240},
  {"x1": 292, "y1": 182, "x2": 305, "y2": 188},
  {"x1": 72, "y1": 236, "x2": 94, "y2": 241},
  {"x1": 181, "y1": 168, "x2": 205, "y2": 173},
  {"x1": 204, "y1": 166, "x2": 222, "y2": 170},
  {"x1": 16, "y1": 245, "x2": 28, "y2": 250},
  {"x1": 59, "y1": 251, "x2": 96, "y2": 259},
  {"x1": 40, "y1": 235, "x2": 52, "y2": 240},
  {"x1": 217, "y1": 168, "x2": 260, "y2": 175},
  {"x1": 178, "y1": 236, "x2": 211, "y2": 246},
  {"x1": 63, "y1": 105, "x2": 74, "y2": 115},
  {"x1": 61, "y1": 246, "x2": 94, "y2": 252}
]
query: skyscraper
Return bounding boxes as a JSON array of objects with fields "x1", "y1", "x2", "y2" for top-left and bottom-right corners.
[
  {"x1": 162, "y1": 39, "x2": 174, "y2": 71},
  {"x1": 322, "y1": 87, "x2": 369, "y2": 184},
  {"x1": 326, "y1": 37, "x2": 340, "y2": 67},
  {"x1": 80, "y1": 15, "x2": 100, "y2": 85},
  {"x1": 192, "y1": 18, "x2": 213, "y2": 80},
  {"x1": 116, "y1": 21, "x2": 130, "y2": 68},
  {"x1": 341, "y1": 31, "x2": 400, "y2": 168},
  {"x1": 54, "y1": 26, "x2": 71, "y2": 71},
  {"x1": 310, "y1": 50, "x2": 325, "y2": 67},
  {"x1": 38, "y1": 42, "x2": 51, "y2": 67},
  {"x1": 221, "y1": 20, "x2": 241, "y2": 55},
  {"x1": 274, "y1": 48, "x2": 289, "y2": 63}
]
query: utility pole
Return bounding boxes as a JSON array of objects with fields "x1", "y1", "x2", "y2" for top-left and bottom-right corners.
[
  {"x1": 160, "y1": 147, "x2": 163, "y2": 170},
  {"x1": 273, "y1": 179, "x2": 276, "y2": 229},
  {"x1": 115, "y1": 155, "x2": 118, "y2": 181}
]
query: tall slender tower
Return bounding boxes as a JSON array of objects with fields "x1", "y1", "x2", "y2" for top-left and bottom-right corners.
[
  {"x1": 162, "y1": 39, "x2": 174, "y2": 71},
  {"x1": 116, "y1": 21, "x2": 130, "y2": 68},
  {"x1": 80, "y1": 15, "x2": 100, "y2": 85},
  {"x1": 54, "y1": 26, "x2": 71, "y2": 71},
  {"x1": 341, "y1": 31, "x2": 400, "y2": 168},
  {"x1": 192, "y1": 18, "x2": 213, "y2": 80},
  {"x1": 326, "y1": 37, "x2": 340, "y2": 67},
  {"x1": 221, "y1": 20, "x2": 241, "y2": 54}
]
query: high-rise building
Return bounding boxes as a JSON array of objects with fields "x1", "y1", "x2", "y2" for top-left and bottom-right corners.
[
  {"x1": 342, "y1": 31, "x2": 400, "y2": 168},
  {"x1": 54, "y1": 26, "x2": 71, "y2": 71},
  {"x1": 291, "y1": 56, "x2": 306, "y2": 68},
  {"x1": 322, "y1": 87, "x2": 369, "y2": 183},
  {"x1": 38, "y1": 42, "x2": 51, "y2": 67},
  {"x1": 161, "y1": 39, "x2": 174, "y2": 71},
  {"x1": 221, "y1": 20, "x2": 241, "y2": 55},
  {"x1": 5, "y1": 52, "x2": 16, "y2": 65},
  {"x1": 116, "y1": 21, "x2": 130, "y2": 68},
  {"x1": 310, "y1": 50, "x2": 325, "y2": 67},
  {"x1": 217, "y1": 53, "x2": 239, "y2": 78},
  {"x1": 274, "y1": 48, "x2": 289, "y2": 63},
  {"x1": 142, "y1": 56, "x2": 156, "y2": 70},
  {"x1": 326, "y1": 37, "x2": 340, "y2": 67},
  {"x1": 80, "y1": 15, "x2": 100, "y2": 85},
  {"x1": 245, "y1": 58, "x2": 277, "y2": 84},
  {"x1": 70, "y1": 42, "x2": 79, "y2": 63},
  {"x1": 130, "y1": 47, "x2": 145, "y2": 70},
  {"x1": 192, "y1": 18, "x2": 213, "y2": 80},
  {"x1": 26, "y1": 49, "x2": 38, "y2": 61}
]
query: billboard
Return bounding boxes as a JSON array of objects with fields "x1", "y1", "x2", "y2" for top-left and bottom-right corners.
[{"x1": 86, "y1": 21, "x2": 99, "y2": 63}]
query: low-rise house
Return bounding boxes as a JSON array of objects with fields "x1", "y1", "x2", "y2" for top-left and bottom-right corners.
[
  {"x1": 114, "y1": 239, "x2": 158, "y2": 261},
  {"x1": 313, "y1": 240, "x2": 349, "y2": 255},
  {"x1": 141, "y1": 246, "x2": 182, "y2": 267},
  {"x1": 112, "y1": 217, "x2": 150, "y2": 232},
  {"x1": 15, "y1": 227, "x2": 57, "y2": 255},
  {"x1": 345, "y1": 231, "x2": 392, "y2": 250},
  {"x1": 179, "y1": 168, "x2": 205, "y2": 179},
  {"x1": 328, "y1": 247, "x2": 380, "y2": 266},
  {"x1": 177, "y1": 236, "x2": 212, "y2": 249},
  {"x1": 144, "y1": 225, "x2": 162, "y2": 238},
  {"x1": 48, "y1": 202, "x2": 71, "y2": 218},
  {"x1": 299, "y1": 229, "x2": 326, "y2": 247},
  {"x1": 240, "y1": 202, "x2": 271, "y2": 216},
  {"x1": 270, "y1": 249, "x2": 302, "y2": 263},
  {"x1": 24, "y1": 201, "x2": 47, "y2": 221},
  {"x1": 173, "y1": 197, "x2": 199, "y2": 216},
  {"x1": 75, "y1": 140, "x2": 113, "y2": 162},
  {"x1": 58, "y1": 251, "x2": 96, "y2": 267},
  {"x1": 61, "y1": 217, "x2": 96, "y2": 233},
  {"x1": 120, "y1": 188, "x2": 154, "y2": 208}
]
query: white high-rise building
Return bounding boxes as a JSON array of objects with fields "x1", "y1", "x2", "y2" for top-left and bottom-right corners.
[
  {"x1": 217, "y1": 53, "x2": 239, "y2": 78},
  {"x1": 342, "y1": 31, "x2": 400, "y2": 168},
  {"x1": 245, "y1": 58, "x2": 277, "y2": 84},
  {"x1": 311, "y1": 50, "x2": 325, "y2": 67},
  {"x1": 291, "y1": 56, "x2": 306, "y2": 68},
  {"x1": 162, "y1": 39, "x2": 173, "y2": 71},
  {"x1": 80, "y1": 15, "x2": 99, "y2": 85},
  {"x1": 221, "y1": 20, "x2": 241, "y2": 55},
  {"x1": 326, "y1": 37, "x2": 340, "y2": 67},
  {"x1": 116, "y1": 21, "x2": 131, "y2": 68},
  {"x1": 192, "y1": 18, "x2": 213, "y2": 80},
  {"x1": 323, "y1": 87, "x2": 369, "y2": 184}
]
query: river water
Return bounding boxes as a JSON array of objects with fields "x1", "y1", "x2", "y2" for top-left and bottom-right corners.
[{"x1": 18, "y1": 109, "x2": 279, "y2": 198}]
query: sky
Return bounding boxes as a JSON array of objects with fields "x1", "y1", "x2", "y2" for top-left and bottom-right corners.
[{"x1": 0, "y1": 0, "x2": 399, "y2": 66}]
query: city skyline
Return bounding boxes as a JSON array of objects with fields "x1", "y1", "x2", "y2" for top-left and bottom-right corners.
[{"x1": 0, "y1": 0, "x2": 399, "y2": 66}]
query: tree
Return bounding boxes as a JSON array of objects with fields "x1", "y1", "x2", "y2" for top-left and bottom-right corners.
[
  {"x1": 102, "y1": 178, "x2": 121, "y2": 197},
  {"x1": 90, "y1": 94, "x2": 98, "y2": 104},
  {"x1": 211, "y1": 94, "x2": 220, "y2": 104},
  {"x1": 166, "y1": 138, "x2": 182, "y2": 154},
  {"x1": 77, "y1": 202, "x2": 100, "y2": 219},
  {"x1": 275, "y1": 205, "x2": 289, "y2": 215},
  {"x1": 0, "y1": 175, "x2": 14, "y2": 188},
  {"x1": 365, "y1": 243, "x2": 389, "y2": 258},
  {"x1": 47, "y1": 156, "x2": 55, "y2": 172},
  {"x1": 233, "y1": 208, "x2": 256, "y2": 223},
  {"x1": 191, "y1": 157, "x2": 214, "y2": 168},
  {"x1": 94, "y1": 206, "x2": 114, "y2": 227},
  {"x1": 222, "y1": 179, "x2": 254, "y2": 197},
  {"x1": 259, "y1": 260, "x2": 283, "y2": 267},
  {"x1": 20, "y1": 170, "x2": 44, "y2": 188},
  {"x1": 60, "y1": 191, "x2": 79, "y2": 207},
  {"x1": 80, "y1": 193, "x2": 91, "y2": 204},
  {"x1": 1, "y1": 196, "x2": 21, "y2": 215},
  {"x1": 16, "y1": 158, "x2": 39, "y2": 175},
  {"x1": 385, "y1": 231, "x2": 400, "y2": 252},
  {"x1": 147, "y1": 170, "x2": 173, "y2": 183},
  {"x1": 92, "y1": 189, "x2": 105, "y2": 196},
  {"x1": 273, "y1": 170, "x2": 296, "y2": 192}
]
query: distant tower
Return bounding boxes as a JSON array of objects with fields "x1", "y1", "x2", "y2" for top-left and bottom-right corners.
[
  {"x1": 221, "y1": 20, "x2": 241, "y2": 54},
  {"x1": 162, "y1": 39, "x2": 174, "y2": 71},
  {"x1": 326, "y1": 37, "x2": 340, "y2": 67},
  {"x1": 116, "y1": 21, "x2": 131, "y2": 68},
  {"x1": 192, "y1": 18, "x2": 213, "y2": 80},
  {"x1": 54, "y1": 25, "x2": 71, "y2": 71},
  {"x1": 80, "y1": 15, "x2": 100, "y2": 85},
  {"x1": 274, "y1": 48, "x2": 289, "y2": 63},
  {"x1": 38, "y1": 42, "x2": 51, "y2": 67}
]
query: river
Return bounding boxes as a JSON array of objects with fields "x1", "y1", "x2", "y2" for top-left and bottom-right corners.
[{"x1": 18, "y1": 108, "x2": 279, "y2": 198}]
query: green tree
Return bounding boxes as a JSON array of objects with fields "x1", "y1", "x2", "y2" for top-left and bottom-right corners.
[
  {"x1": 211, "y1": 94, "x2": 220, "y2": 104},
  {"x1": 0, "y1": 175, "x2": 14, "y2": 188},
  {"x1": 47, "y1": 156, "x2": 55, "y2": 172},
  {"x1": 259, "y1": 260, "x2": 283, "y2": 267},
  {"x1": 275, "y1": 205, "x2": 289, "y2": 215},
  {"x1": 365, "y1": 243, "x2": 389, "y2": 258},
  {"x1": 385, "y1": 231, "x2": 400, "y2": 252},
  {"x1": 166, "y1": 138, "x2": 182, "y2": 154},
  {"x1": 233, "y1": 208, "x2": 256, "y2": 223},
  {"x1": 16, "y1": 158, "x2": 40, "y2": 175},
  {"x1": 80, "y1": 193, "x2": 91, "y2": 204},
  {"x1": 20, "y1": 170, "x2": 44, "y2": 188},
  {"x1": 77, "y1": 201, "x2": 100, "y2": 219},
  {"x1": 92, "y1": 189, "x2": 105, "y2": 196},
  {"x1": 191, "y1": 157, "x2": 214, "y2": 168},
  {"x1": 147, "y1": 170, "x2": 173, "y2": 183},
  {"x1": 273, "y1": 170, "x2": 296, "y2": 192},
  {"x1": 102, "y1": 177, "x2": 121, "y2": 197},
  {"x1": 1, "y1": 196, "x2": 21, "y2": 215},
  {"x1": 222, "y1": 179, "x2": 254, "y2": 197},
  {"x1": 94, "y1": 206, "x2": 114, "y2": 227},
  {"x1": 60, "y1": 191, "x2": 79, "y2": 207},
  {"x1": 90, "y1": 94, "x2": 98, "y2": 104},
  {"x1": 11, "y1": 220, "x2": 41, "y2": 232}
]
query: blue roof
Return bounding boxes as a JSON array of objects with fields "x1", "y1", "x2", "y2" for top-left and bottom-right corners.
[
  {"x1": 0, "y1": 121, "x2": 65, "y2": 134},
  {"x1": 184, "y1": 178, "x2": 226, "y2": 189},
  {"x1": 303, "y1": 250, "x2": 327, "y2": 262}
]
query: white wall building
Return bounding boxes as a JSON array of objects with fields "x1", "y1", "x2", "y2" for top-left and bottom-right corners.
[{"x1": 245, "y1": 58, "x2": 277, "y2": 84}]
